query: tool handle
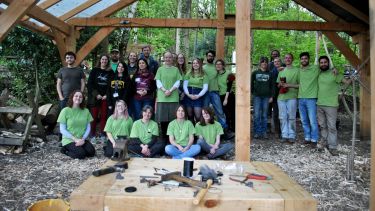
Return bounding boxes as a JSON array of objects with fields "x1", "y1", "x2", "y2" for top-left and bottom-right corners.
[
  {"x1": 248, "y1": 174, "x2": 267, "y2": 180},
  {"x1": 171, "y1": 175, "x2": 207, "y2": 188},
  {"x1": 92, "y1": 167, "x2": 115, "y2": 177},
  {"x1": 193, "y1": 179, "x2": 213, "y2": 205}
]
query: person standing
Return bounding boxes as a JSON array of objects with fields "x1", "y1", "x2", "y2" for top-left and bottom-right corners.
[
  {"x1": 87, "y1": 54, "x2": 114, "y2": 138},
  {"x1": 276, "y1": 53, "x2": 300, "y2": 143},
  {"x1": 270, "y1": 57, "x2": 284, "y2": 137},
  {"x1": 155, "y1": 52, "x2": 182, "y2": 138},
  {"x1": 56, "y1": 51, "x2": 85, "y2": 110},
  {"x1": 298, "y1": 52, "x2": 319, "y2": 147},
  {"x1": 165, "y1": 105, "x2": 201, "y2": 159},
  {"x1": 110, "y1": 49, "x2": 120, "y2": 72},
  {"x1": 203, "y1": 50, "x2": 234, "y2": 140},
  {"x1": 317, "y1": 56, "x2": 351, "y2": 156},
  {"x1": 251, "y1": 56, "x2": 274, "y2": 139},
  {"x1": 127, "y1": 52, "x2": 138, "y2": 78},
  {"x1": 139, "y1": 45, "x2": 159, "y2": 75},
  {"x1": 57, "y1": 90, "x2": 95, "y2": 159}
]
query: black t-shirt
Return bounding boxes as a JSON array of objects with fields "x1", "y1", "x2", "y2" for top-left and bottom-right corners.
[{"x1": 57, "y1": 66, "x2": 84, "y2": 98}]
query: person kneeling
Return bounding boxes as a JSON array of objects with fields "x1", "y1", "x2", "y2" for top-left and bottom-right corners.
[
  {"x1": 57, "y1": 90, "x2": 95, "y2": 159},
  {"x1": 128, "y1": 105, "x2": 164, "y2": 157},
  {"x1": 103, "y1": 100, "x2": 133, "y2": 158},
  {"x1": 196, "y1": 107, "x2": 233, "y2": 159},
  {"x1": 165, "y1": 105, "x2": 201, "y2": 159}
]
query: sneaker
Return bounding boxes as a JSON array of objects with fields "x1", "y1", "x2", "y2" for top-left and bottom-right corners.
[
  {"x1": 328, "y1": 148, "x2": 339, "y2": 156},
  {"x1": 310, "y1": 142, "x2": 317, "y2": 148},
  {"x1": 303, "y1": 139, "x2": 311, "y2": 145}
]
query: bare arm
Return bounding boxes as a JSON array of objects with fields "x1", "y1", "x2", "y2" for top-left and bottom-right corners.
[
  {"x1": 106, "y1": 132, "x2": 116, "y2": 146},
  {"x1": 80, "y1": 78, "x2": 85, "y2": 92},
  {"x1": 56, "y1": 78, "x2": 64, "y2": 100}
]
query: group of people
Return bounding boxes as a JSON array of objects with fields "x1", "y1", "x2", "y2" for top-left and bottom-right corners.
[
  {"x1": 251, "y1": 50, "x2": 351, "y2": 156},
  {"x1": 56, "y1": 46, "x2": 235, "y2": 159}
]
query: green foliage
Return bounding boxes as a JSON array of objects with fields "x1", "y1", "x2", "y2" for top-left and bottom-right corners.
[{"x1": 0, "y1": 27, "x2": 61, "y2": 104}]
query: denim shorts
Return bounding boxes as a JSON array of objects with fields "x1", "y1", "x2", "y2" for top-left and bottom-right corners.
[{"x1": 184, "y1": 87, "x2": 203, "y2": 108}]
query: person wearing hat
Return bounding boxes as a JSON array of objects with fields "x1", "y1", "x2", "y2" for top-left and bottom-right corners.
[{"x1": 110, "y1": 49, "x2": 120, "y2": 72}]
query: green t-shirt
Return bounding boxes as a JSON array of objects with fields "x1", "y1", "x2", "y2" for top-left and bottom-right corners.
[
  {"x1": 155, "y1": 66, "x2": 182, "y2": 102},
  {"x1": 104, "y1": 116, "x2": 133, "y2": 140},
  {"x1": 111, "y1": 62, "x2": 118, "y2": 72},
  {"x1": 167, "y1": 119, "x2": 195, "y2": 146},
  {"x1": 195, "y1": 121, "x2": 223, "y2": 145},
  {"x1": 276, "y1": 66, "x2": 300, "y2": 100},
  {"x1": 184, "y1": 72, "x2": 208, "y2": 89},
  {"x1": 217, "y1": 70, "x2": 231, "y2": 96},
  {"x1": 203, "y1": 63, "x2": 219, "y2": 91},
  {"x1": 57, "y1": 107, "x2": 93, "y2": 146},
  {"x1": 298, "y1": 65, "x2": 319, "y2": 98},
  {"x1": 317, "y1": 70, "x2": 344, "y2": 107},
  {"x1": 130, "y1": 119, "x2": 159, "y2": 144}
]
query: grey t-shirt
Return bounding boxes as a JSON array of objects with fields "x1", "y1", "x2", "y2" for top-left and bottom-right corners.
[{"x1": 57, "y1": 67, "x2": 85, "y2": 98}]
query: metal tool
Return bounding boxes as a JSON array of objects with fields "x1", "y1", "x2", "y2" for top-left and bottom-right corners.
[
  {"x1": 156, "y1": 171, "x2": 207, "y2": 188},
  {"x1": 229, "y1": 176, "x2": 253, "y2": 188},
  {"x1": 230, "y1": 172, "x2": 272, "y2": 180},
  {"x1": 111, "y1": 137, "x2": 130, "y2": 161},
  {"x1": 193, "y1": 179, "x2": 213, "y2": 205},
  {"x1": 92, "y1": 161, "x2": 128, "y2": 177}
]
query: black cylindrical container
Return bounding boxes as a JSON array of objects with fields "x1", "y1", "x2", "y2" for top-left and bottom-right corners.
[{"x1": 183, "y1": 157, "x2": 194, "y2": 177}]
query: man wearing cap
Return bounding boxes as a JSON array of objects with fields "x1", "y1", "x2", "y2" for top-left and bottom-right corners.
[{"x1": 110, "y1": 49, "x2": 120, "y2": 72}]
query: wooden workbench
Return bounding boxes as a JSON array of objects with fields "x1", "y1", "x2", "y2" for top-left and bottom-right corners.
[{"x1": 70, "y1": 158, "x2": 316, "y2": 211}]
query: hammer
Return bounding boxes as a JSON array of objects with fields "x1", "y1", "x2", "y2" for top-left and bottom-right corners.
[
  {"x1": 193, "y1": 179, "x2": 213, "y2": 205},
  {"x1": 158, "y1": 171, "x2": 207, "y2": 188},
  {"x1": 92, "y1": 162, "x2": 128, "y2": 177}
]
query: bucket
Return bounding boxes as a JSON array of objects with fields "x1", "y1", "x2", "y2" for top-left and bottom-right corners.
[{"x1": 27, "y1": 199, "x2": 70, "y2": 211}]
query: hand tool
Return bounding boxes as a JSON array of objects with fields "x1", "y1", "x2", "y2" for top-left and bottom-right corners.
[
  {"x1": 111, "y1": 137, "x2": 130, "y2": 161},
  {"x1": 193, "y1": 179, "x2": 213, "y2": 205},
  {"x1": 156, "y1": 171, "x2": 208, "y2": 188},
  {"x1": 92, "y1": 161, "x2": 128, "y2": 177},
  {"x1": 229, "y1": 176, "x2": 253, "y2": 188},
  {"x1": 231, "y1": 172, "x2": 272, "y2": 180}
]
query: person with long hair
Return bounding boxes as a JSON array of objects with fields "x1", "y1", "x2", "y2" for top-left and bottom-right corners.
[
  {"x1": 165, "y1": 105, "x2": 201, "y2": 159},
  {"x1": 87, "y1": 54, "x2": 115, "y2": 139},
  {"x1": 177, "y1": 53, "x2": 187, "y2": 104},
  {"x1": 107, "y1": 61, "x2": 132, "y2": 116},
  {"x1": 196, "y1": 107, "x2": 233, "y2": 159},
  {"x1": 57, "y1": 90, "x2": 95, "y2": 159},
  {"x1": 216, "y1": 59, "x2": 236, "y2": 132},
  {"x1": 132, "y1": 58, "x2": 156, "y2": 120},
  {"x1": 128, "y1": 105, "x2": 164, "y2": 157},
  {"x1": 183, "y1": 58, "x2": 208, "y2": 122},
  {"x1": 103, "y1": 100, "x2": 133, "y2": 157}
]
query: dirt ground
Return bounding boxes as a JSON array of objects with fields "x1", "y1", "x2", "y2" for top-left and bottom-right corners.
[{"x1": 0, "y1": 114, "x2": 370, "y2": 211}]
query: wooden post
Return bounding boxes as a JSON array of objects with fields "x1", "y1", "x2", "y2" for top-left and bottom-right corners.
[
  {"x1": 369, "y1": 0, "x2": 375, "y2": 209},
  {"x1": 0, "y1": 0, "x2": 37, "y2": 43},
  {"x1": 216, "y1": 0, "x2": 225, "y2": 59},
  {"x1": 358, "y1": 33, "x2": 371, "y2": 140},
  {"x1": 235, "y1": 0, "x2": 251, "y2": 161}
]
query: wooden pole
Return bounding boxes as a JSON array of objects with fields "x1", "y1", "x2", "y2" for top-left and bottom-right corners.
[
  {"x1": 216, "y1": 0, "x2": 225, "y2": 59},
  {"x1": 235, "y1": 0, "x2": 251, "y2": 161},
  {"x1": 369, "y1": 0, "x2": 375, "y2": 209}
]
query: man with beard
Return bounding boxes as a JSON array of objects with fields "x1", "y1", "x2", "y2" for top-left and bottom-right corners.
[
  {"x1": 56, "y1": 51, "x2": 85, "y2": 109},
  {"x1": 139, "y1": 45, "x2": 159, "y2": 75},
  {"x1": 203, "y1": 50, "x2": 234, "y2": 140},
  {"x1": 317, "y1": 56, "x2": 351, "y2": 156},
  {"x1": 298, "y1": 52, "x2": 319, "y2": 147},
  {"x1": 110, "y1": 49, "x2": 120, "y2": 72}
]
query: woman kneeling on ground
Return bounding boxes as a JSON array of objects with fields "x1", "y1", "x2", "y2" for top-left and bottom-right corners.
[
  {"x1": 196, "y1": 107, "x2": 233, "y2": 159},
  {"x1": 103, "y1": 100, "x2": 133, "y2": 158},
  {"x1": 165, "y1": 105, "x2": 201, "y2": 159},
  {"x1": 128, "y1": 105, "x2": 164, "y2": 157},
  {"x1": 57, "y1": 90, "x2": 95, "y2": 159}
]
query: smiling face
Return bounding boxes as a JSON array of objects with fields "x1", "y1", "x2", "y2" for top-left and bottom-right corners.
[
  {"x1": 115, "y1": 101, "x2": 126, "y2": 114},
  {"x1": 177, "y1": 54, "x2": 185, "y2": 65},
  {"x1": 273, "y1": 58, "x2": 281, "y2": 68},
  {"x1": 142, "y1": 108, "x2": 153, "y2": 120},
  {"x1": 142, "y1": 47, "x2": 151, "y2": 58},
  {"x1": 300, "y1": 55, "x2": 309, "y2": 67},
  {"x1": 260, "y1": 60, "x2": 268, "y2": 70},
  {"x1": 192, "y1": 59, "x2": 200, "y2": 71},
  {"x1": 100, "y1": 56, "x2": 109, "y2": 67},
  {"x1": 138, "y1": 60, "x2": 147, "y2": 71},
  {"x1": 202, "y1": 109, "x2": 211, "y2": 122},
  {"x1": 319, "y1": 58, "x2": 330, "y2": 71},
  {"x1": 129, "y1": 52, "x2": 137, "y2": 63},
  {"x1": 176, "y1": 106, "x2": 185, "y2": 120},
  {"x1": 206, "y1": 53, "x2": 215, "y2": 64},
  {"x1": 72, "y1": 91, "x2": 83, "y2": 106},
  {"x1": 215, "y1": 61, "x2": 224, "y2": 71},
  {"x1": 164, "y1": 52, "x2": 173, "y2": 66},
  {"x1": 117, "y1": 63, "x2": 125, "y2": 73},
  {"x1": 284, "y1": 54, "x2": 293, "y2": 66}
]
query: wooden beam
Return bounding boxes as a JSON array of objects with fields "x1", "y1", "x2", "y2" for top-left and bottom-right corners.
[
  {"x1": 216, "y1": 0, "x2": 225, "y2": 59},
  {"x1": 93, "y1": 0, "x2": 137, "y2": 17},
  {"x1": 235, "y1": 0, "x2": 251, "y2": 161},
  {"x1": 358, "y1": 33, "x2": 370, "y2": 139},
  {"x1": 2, "y1": 0, "x2": 72, "y2": 35},
  {"x1": 21, "y1": 0, "x2": 61, "y2": 22},
  {"x1": 293, "y1": 0, "x2": 345, "y2": 22},
  {"x1": 330, "y1": 0, "x2": 369, "y2": 24},
  {"x1": 60, "y1": 0, "x2": 101, "y2": 21},
  {"x1": 370, "y1": 0, "x2": 375, "y2": 209},
  {"x1": 323, "y1": 31, "x2": 361, "y2": 67},
  {"x1": 75, "y1": 27, "x2": 116, "y2": 65},
  {"x1": 68, "y1": 17, "x2": 367, "y2": 32}
]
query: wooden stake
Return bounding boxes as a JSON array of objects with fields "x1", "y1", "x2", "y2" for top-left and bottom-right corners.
[{"x1": 369, "y1": 1, "x2": 375, "y2": 209}]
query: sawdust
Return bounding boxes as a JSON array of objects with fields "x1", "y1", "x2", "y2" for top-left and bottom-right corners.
[{"x1": 0, "y1": 114, "x2": 370, "y2": 211}]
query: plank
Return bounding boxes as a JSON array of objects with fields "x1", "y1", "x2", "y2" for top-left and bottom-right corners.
[
  {"x1": 0, "y1": 137, "x2": 24, "y2": 146},
  {"x1": 0, "y1": 0, "x2": 37, "y2": 43},
  {"x1": 21, "y1": 0, "x2": 61, "y2": 22},
  {"x1": 0, "y1": 106, "x2": 32, "y2": 114},
  {"x1": 234, "y1": 0, "x2": 251, "y2": 161},
  {"x1": 330, "y1": 0, "x2": 369, "y2": 24},
  {"x1": 369, "y1": 0, "x2": 375, "y2": 209},
  {"x1": 215, "y1": 0, "x2": 225, "y2": 59},
  {"x1": 292, "y1": 0, "x2": 345, "y2": 22}
]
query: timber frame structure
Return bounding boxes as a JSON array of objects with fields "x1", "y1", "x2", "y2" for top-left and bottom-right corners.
[{"x1": 0, "y1": 0, "x2": 373, "y2": 209}]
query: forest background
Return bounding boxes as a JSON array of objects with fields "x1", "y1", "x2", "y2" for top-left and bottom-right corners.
[{"x1": 0, "y1": 0, "x2": 356, "y2": 104}]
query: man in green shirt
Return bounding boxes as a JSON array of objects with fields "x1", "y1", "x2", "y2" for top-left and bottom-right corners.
[
  {"x1": 298, "y1": 52, "x2": 319, "y2": 146},
  {"x1": 317, "y1": 56, "x2": 351, "y2": 156},
  {"x1": 110, "y1": 49, "x2": 120, "y2": 72}
]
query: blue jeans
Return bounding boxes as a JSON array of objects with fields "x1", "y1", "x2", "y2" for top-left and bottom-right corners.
[
  {"x1": 165, "y1": 144, "x2": 201, "y2": 159},
  {"x1": 203, "y1": 91, "x2": 227, "y2": 129},
  {"x1": 197, "y1": 138, "x2": 233, "y2": 159},
  {"x1": 133, "y1": 98, "x2": 153, "y2": 120},
  {"x1": 298, "y1": 98, "x2": 319, "y2": 142},
  {"x1": 277, "y1": 99, "x2": 297, "y2": 140},
  {"x1": 59, "y1": 98, "x2": 68, "y2": 110},
  {"x1": 253, "y1": 96, "x2": 269, "y2": 136}
]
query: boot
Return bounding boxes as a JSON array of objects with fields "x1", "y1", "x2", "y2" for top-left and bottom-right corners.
[{"x1": 223, "y1": 128, "x2": 235, "y2": 140}]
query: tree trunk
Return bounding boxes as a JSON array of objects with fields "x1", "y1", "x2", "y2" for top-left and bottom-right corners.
[{"x1": 176, "y1": 0, "x2": 192, "y2": 57}]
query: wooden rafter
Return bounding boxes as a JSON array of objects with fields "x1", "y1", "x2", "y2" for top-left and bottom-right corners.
[
  {"x1": 293, "y1": 0, "x2": 345, "y2": 22},
  {"x1": 93, "y1": 0, "x2": 137, "y2": 17},
  {"x1": 75, "y1": 27, "x2": 116, "y2": 64},
  {"x1": 21, "y1": 0, "x2": 61, "y2": 22},
  {"x1": 330, "y1": 0, "x2": 369, "y2": 24},
  {"x1": 235, "y1": 0, "x2": 251, "y2": 161},
  {"x1": 2, "y1": 0, "x2": 72, "y2": 35},
  {"x1": 0, "y1": 0, "x2": 37, "y2": 42},
  {"x1": 68, "y1": 17, "x2": 366, "y2": 32}
]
